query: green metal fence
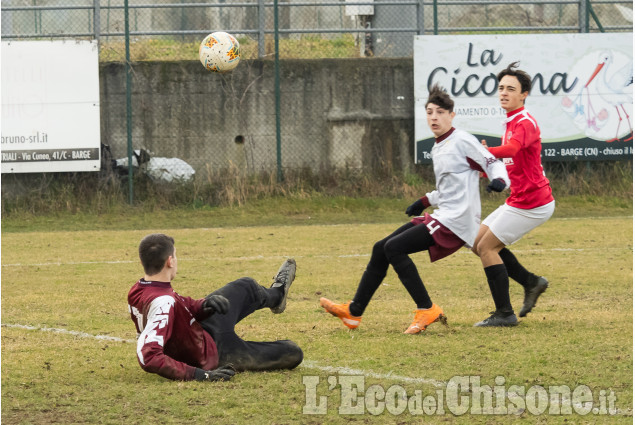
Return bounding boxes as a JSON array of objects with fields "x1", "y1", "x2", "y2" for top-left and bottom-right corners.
[
  {"x1": 1, "y1": 0, "x2": 632, "y2": 203},
  {"x1": 2, "y1": 1, "x2": 632, "y2": 54}
]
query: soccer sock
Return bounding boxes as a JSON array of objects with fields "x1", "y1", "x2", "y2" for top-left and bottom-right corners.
[
  {"x1": 350, "y1": 268, "x2": 386, "y2": 317},
  {"x1": 266, "y1": 287, "x2": 284, "y2": 308},
  {"x1": 391, "y1": 257, "x2": 433, "y2": 310},
  {"x1": 498, "y1": 248, "x2": 539, "y2": 288},
  {"x1": 484, "y1": 264, "x2": 513, "y2": 315}
]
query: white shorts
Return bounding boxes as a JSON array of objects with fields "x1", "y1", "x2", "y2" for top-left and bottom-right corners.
[{"x1": 482, "y1": 200, "x2": 555, "y2": 246}]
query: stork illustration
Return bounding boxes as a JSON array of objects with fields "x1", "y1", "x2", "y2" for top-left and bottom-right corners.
[{"x1": 585, "y1": 51, "x2": 633, "y2": 142}]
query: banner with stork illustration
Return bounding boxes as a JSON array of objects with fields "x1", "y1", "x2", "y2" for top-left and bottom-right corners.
[{"x1": 414, "y1": 33, "x2": 633, "y2": 163}]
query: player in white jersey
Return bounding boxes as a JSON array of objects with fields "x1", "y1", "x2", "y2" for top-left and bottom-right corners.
[{"x1": 319, "y1": 85, "x2": 510, "y2": 334}]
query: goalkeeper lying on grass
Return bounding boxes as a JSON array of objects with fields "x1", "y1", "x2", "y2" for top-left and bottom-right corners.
[{"x1": 128, "y1": 233, "x2": 302, "y2": 381}]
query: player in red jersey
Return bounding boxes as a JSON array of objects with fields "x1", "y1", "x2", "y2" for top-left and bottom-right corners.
[
  {"x1": 472, "y1": 62, "x2": 556, "y2": 327},
  {"x1": 128, "y1": 233, "x2": 302, "y2": 381}
]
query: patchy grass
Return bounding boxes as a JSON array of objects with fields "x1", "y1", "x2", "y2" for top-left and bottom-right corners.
[
  {"x1": 0, "y1": 194, "x2": 632, "y2": 233},
  {"x1": 1, "y1": 161, "x2": 632, "y2": 231},
  {"x1": 99, "y1": 34, "x2": 360, "y2": 62},
  {"x1": 1, "y1": 215, "x2": 632, "y2": 423}
]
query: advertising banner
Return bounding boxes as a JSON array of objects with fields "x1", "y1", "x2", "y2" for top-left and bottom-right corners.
[
  {"x1": 414, "y1": 33, "x2": 633, "y2": 163},
  {"x1": 1, "y1": 40, "x2": 101, "y2": 173}
]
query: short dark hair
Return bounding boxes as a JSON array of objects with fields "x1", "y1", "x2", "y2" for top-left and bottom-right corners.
[
  {"x1": 139, "y1": 233, "x2": 175, "y2": 275},
  {"x1": 497, "y1": 61, "x2": 532, "y2": 94},
  {"x1": 426, "y1": 84, "x2": 454, "y2": 112}
]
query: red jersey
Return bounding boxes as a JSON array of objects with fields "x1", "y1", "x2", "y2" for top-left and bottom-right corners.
[
  {"x1": 497, "y1": 107, "x2": 554, "y2": 209},
  {"x1": 128, "y1": 279, "x2": 219, "y2": 380}
]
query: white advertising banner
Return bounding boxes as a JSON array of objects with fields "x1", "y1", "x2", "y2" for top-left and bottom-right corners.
[
  {"x1": 414, "y1": 33, "x2": 633, "y2": 163},
  {"x1": 1, "y1": 40, "x2": 101, "y2": 173}
]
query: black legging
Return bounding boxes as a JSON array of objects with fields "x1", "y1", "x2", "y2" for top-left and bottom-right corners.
[
  {"x1": 200, "y1": 277, "x2": 303, "y2": 372},
  {"x1": 350, "y1": 222, "x2": 436, "y2": 316}
]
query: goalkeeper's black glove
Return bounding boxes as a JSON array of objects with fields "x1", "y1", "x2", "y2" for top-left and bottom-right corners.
[
  {"x1": 194, "y1": 366, "x2": 236, "y2": 382},
  {"x1": 202, "y1": 294, "x2": 230, "y2": 316},
  {"x1": 405, "y1": 196, "x2": 430, "y2": 217},
  {"x1": 486, "y1": 178, "x2": 507, "y2": 193}
]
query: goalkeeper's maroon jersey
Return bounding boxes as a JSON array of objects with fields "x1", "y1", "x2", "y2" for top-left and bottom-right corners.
[{"x1": 128, "y1": 279, "x2": 219, "y2": 380}]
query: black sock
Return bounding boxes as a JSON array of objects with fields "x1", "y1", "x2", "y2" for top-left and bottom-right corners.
[
  {"x1": 498, "y1": 248, "x2": 538, "y2": 288},
  {"x1": 267, "y1": 287, "x2": 284, "y2": 307},
  {"x1": 392, "y1": 258, "x2": 432, "y2": 310},
  {"x1": 350, "y1": 269, "x2": 386, "y2": 316},
  {"x1": 484, "y1": 264, "x2": 513, "y2": 315}
]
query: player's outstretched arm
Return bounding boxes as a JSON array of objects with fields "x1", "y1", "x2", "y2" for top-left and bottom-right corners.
[
  {"x1": 194, "y1": 366, "x2": 236, "y2": 382},
  {"x1": 488, "y1": 138, "x2": 522, "y2": 159},
  {"x1": 201, "y1": 294, "x2": 230, "y2": 316},
  {"x1": 467, "y1": 136, "x2": 510, "y2": 190},
  {"x1": 486, "y1": 178, "x2": 507, "y2": 193},
  {"x1": 405, "y1": 196, "x2": 431, "y2": 216}
]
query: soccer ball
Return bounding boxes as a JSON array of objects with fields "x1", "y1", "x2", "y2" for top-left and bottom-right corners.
[{"x1": 199, "y1": 32, "x2": 241, "y2": 73}]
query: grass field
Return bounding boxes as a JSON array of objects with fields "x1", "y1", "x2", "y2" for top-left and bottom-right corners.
[{"x1": 1, "y1": 201, "x2": 632, "y2": 424}]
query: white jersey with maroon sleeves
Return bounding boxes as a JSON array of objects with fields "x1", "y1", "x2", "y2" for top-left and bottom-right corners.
[
  {"x1": 128, "y1": 279, "x2": 219, "y2": 380},
  {"x1": 425, "y1": 128, "x2": 509, "y2": 247}
]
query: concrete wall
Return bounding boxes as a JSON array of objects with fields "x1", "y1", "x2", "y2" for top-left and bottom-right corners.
[{"x1": 100, "y1": 58, "x2": 415, "y2": 174}]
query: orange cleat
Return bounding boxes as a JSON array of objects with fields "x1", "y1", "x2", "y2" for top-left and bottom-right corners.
[
  {"x1": 319, "y1": 297, "x2": 361, "y2": 329},
  {"x1": 404, "y1": 303, "x2": 447, "y2": 334}
]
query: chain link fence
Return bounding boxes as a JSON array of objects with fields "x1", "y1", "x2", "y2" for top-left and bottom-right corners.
[
  {"x1": 3, "y1": 1, "x2": 632, "y2": 56},
  {"x1": 1, "y1": 0, "x2": 633, "y2": 202}
]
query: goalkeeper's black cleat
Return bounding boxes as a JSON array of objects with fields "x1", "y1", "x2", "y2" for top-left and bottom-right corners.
[
  {"x1": 474, "y1": 310, "x2": 518, "y2": 327},
  {"x1": 519, "y1": 276, "x2": 549, "y2": 317},
  {"x1": 270, "y1": 258, "x2": 296, "y2": 314}
]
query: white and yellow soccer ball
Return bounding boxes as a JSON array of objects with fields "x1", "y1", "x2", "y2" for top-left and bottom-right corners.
[{"x1": 199, "y1": 31, "x2": 241, "y2": 73}]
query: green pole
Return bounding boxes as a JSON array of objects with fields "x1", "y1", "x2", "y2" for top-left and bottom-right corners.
[
  {"x1": 587, "y1": 0, "x2": 604, "y2": 32},
  {"x1": 274, "y1": 0, "x2": 283, "y2": 182},
  {"x1": 124, "y1": 0, "x2": 133, "y2": 204},
  {"x1": 33, "y1": 0, "x2": 37, "y2": 33},
  {"x1": 433, "y1": 0, "x2": 438, "y2": 35}
]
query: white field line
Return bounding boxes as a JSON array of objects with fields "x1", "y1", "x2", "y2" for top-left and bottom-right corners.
[
  {"x1": 1, "y1": 322, "x2": 441, "y2": 386},
  {"x1": 2, "y1": 323, "x2": 137, "y2": 343},
  {"x1": 2, "y1": 322, "x2": 630, "y2": 416},
  {"x1": 1, "y1": 246, "x2": 631, "y2": 268},
  {"x1": 299, "y1": 360, "x2": 445, "y2": 387}
]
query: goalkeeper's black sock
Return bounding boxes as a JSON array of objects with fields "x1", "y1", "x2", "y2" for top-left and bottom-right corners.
[
  {"x1": 261, "y1": 284, "x2": 284, "y2": 309},
  {"x1": 499, "y1": 248, "x2": 539, "y2": 289},
  {"x1": 272, "y1": 284, "x2": 286, "y2": 295},
  {"x1": 269, "y1": 286, "x2": 285, "y2": 305},
  {"x1": 350, "y1": 268, "x2": 386, "y2": 317},
  {"x1": 484, "y1": 264, "x2": 513, "y2": 315}
]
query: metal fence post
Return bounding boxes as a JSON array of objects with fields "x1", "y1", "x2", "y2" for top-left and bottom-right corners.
[
  {"x1": 579, "y1": 0, "x2": 589, "y2": 32},
  {"x1": 274, "y1": 0, "x2": 283, "y2": 182},
  {"x1": 93, "y1": 0, "x2": 100, "y2": 42},
  {"x1": 258, "y1": 0, "x2": 265, "y2": 58},
  {"x1": 433, "y1": 0, "x2": 438, "y2": 35},
  {"x1": 32, "y1": 0, "x2": 38, "y2": 34},
  {"x1": 125, "y1": 0, "x2": 133, "y2": 204},
  {"x1": 417, "y1": 0, "x2": 425, "y2": 35}
]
